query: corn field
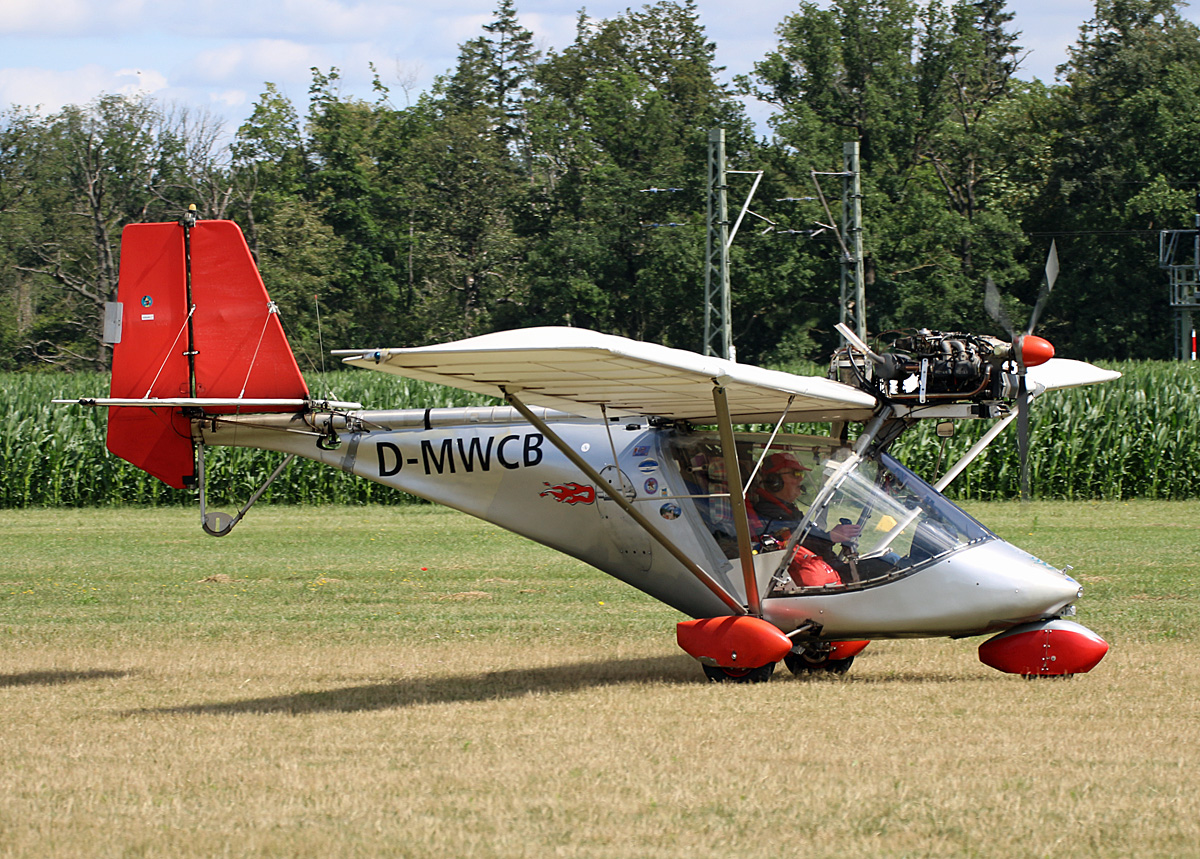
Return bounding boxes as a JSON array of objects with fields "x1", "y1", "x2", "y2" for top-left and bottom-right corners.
[
  {"x1": 2, "y1": 363, "x2": 1197, "y2": 507},
  {"x1": 0, "y1": 372, "x2": 496, "y2": 508},
  {"x1": 889, "y1": 362, "x2": 1200, "y2": 500}
]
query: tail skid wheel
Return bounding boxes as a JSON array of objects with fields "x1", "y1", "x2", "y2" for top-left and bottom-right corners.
[{"x1": 702, "y1": 662, "x2": 776, "y2": 683}]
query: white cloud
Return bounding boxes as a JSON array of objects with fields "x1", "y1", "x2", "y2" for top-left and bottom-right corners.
[
  {"x1": 2, "y1": 0, "x2": 1197, "y2": 136},
  {"x1": 0, "y1": 0, "x2": 156, "y2": 37},
  {"x1": 0, "y1": 64, "x2": 168, "y2": 112},
  {"x1": 156, "y1": 0, "x2": 421, "y2": 42},
  {"x1": 0, "y1": 0, "x2": 92, "y2": 36},
  {"x1": 113, "y1": 67, "x2": 169, "y2": 97},
  {"x1": 209, "y1": 88, "x2": 249, "y2": 109},
  {"x1": 183, "y1": 39, "x2": 331, "y2": 88}
]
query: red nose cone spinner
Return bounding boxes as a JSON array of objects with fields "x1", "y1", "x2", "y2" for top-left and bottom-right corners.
[{"x1": 1020, "y1": 335, "x2": 1055, "y2": 367}]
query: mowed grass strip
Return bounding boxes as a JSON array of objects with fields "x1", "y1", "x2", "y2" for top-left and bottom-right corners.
[{"x1": 0, "y1": 503, "x2": 1197, "y2": 858}]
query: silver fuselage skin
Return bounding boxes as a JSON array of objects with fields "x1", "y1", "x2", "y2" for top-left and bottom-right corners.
[{"x1": 200, "y1": 407, "x2": 1082, "y2": 639}]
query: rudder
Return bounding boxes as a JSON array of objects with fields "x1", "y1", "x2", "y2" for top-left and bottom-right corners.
[{"x1": 107, "y1": 219, "x2": 308, "y2": 488}]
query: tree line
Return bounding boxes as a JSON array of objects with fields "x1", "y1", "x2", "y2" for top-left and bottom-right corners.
[{"x1": 2, "y1": 0, "x2": 1198, "y2": 373}]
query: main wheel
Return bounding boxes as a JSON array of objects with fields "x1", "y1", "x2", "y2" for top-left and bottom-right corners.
[
  {"x1": 784, "y1": 650, "x2": 856, "y2": 676},
  {"x1": 702, "y1": 662, "x2": 776, "y2": 683}
]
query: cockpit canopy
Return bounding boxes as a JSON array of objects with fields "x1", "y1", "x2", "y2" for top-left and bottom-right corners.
[{"x1": 670, "y1": 432, "x2": 996, "y2": 593}]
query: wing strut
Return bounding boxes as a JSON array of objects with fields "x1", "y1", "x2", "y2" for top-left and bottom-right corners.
[
  {"x1": 501, "y1": 388, "x2": 747, "y2": 617},
  {"x1": 711, "y1": 381, "x2": 763, "y2": 618},
  {"x1": 933, "y1": 410, "x2": 1018, "y2": 492}
]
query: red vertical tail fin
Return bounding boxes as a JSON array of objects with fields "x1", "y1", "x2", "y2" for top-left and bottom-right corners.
[{"x1": 107, "y1": 219, "x2": 308, "y2": 488}]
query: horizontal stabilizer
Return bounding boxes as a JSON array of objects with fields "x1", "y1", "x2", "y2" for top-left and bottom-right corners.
[{"x1": 58, "y1": 397, "x2": 361, "y2": 410}]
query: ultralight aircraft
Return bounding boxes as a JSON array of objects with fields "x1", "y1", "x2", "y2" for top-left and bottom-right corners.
[{"x1": 57, "y1": 217, "x2": 1118, "y2": 682}]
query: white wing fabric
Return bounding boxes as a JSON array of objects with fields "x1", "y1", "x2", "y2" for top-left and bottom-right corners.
[{"x1": 336, "y1": 326, "x2": 877, "y2": 423}]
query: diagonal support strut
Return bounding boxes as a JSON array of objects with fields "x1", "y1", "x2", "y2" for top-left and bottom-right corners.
[{"x1": 501, "y1": 388, "x2": 747, "y2": 616}]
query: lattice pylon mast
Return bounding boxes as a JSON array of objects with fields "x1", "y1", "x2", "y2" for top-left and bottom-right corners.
[
  {"x1": 1159, "y1": 216, "x2": 1200, "y2": 361},
  {"x1": 840, "y1": 141, "x2": 867, "y2": 342},
  {"x1": 704, "y1": 128, "x2": 732, "y2": 360}
]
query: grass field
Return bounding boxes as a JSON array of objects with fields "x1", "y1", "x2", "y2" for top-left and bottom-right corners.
[{"x1": 1, "y1": 501, "x2": 1198, "y2": 858}]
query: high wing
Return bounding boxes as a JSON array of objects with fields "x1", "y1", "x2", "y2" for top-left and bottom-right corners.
[{"x1": 335, "y1": 326, "x2": 878, "y2": 423}]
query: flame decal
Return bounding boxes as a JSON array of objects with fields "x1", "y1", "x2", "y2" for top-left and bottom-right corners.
[{"x1": 539, "y1": 482, "x2": 596, "y2": 505}]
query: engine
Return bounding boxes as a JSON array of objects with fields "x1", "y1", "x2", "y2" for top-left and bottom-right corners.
[{"x1": 832, "y1": 329, "x2": 1021, "y2": 406}]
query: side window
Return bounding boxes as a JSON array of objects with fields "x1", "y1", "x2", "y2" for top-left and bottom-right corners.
[
  {"x1": 673, "y1": 440, "x2": 739, "y2": 558},
  {"x1": 673, "y1": 434, "x2": 997, "y2": 596},
  {"x1": 670, "y1": 434, "x2": 842, "y2": 561},
  {"x1": 745, "y1": 444, "x2": 829, "y2": 548}
]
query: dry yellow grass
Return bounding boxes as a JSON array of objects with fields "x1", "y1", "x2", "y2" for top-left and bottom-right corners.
[
  {"x1": 2, "y1": 636, "x2": 1198, "y2": 858},
  {"x1": 1, "y1": 504, "x2": 1197, "y2": 857}
]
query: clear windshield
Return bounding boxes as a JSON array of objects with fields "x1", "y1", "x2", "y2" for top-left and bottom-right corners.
[
  {"x1": 669, "y1": 433, "x2": 995, "y2": 591},
  {"x1": 805, "y1": 452, "x2": 995, "y2": 576}
]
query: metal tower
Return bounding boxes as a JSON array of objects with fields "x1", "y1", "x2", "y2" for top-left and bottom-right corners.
[
  {"x1": 840, "y1": 142, "x2": 867, "y2": 343},
  {"x1": 704, "y1": 129, "x2": 732, "y2": 360},
  {"x1": 1158, "y1": 217, "x2": 1200, "y2": 360}
]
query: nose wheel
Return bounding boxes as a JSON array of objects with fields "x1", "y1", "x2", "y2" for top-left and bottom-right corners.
[{"x1": 702, "y1": 662, "x2": 777, "y2": 683}]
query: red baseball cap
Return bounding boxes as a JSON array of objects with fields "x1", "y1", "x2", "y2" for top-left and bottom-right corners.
[{"x1": 761, "y1": 452, "x2": 810, "y2": 475}]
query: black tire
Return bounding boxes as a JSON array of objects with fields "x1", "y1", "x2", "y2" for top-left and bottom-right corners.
[
  {"x1": 702, "y1": 662, "x2": 776, "y2": 683},
  {"x1": 784, "y1": 650, "x2": 856, "y2": 676}
]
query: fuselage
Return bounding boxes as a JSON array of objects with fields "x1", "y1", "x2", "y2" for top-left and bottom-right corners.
[{"x1": 199, "y1": 406, "x2": 1082, "y2": 639}]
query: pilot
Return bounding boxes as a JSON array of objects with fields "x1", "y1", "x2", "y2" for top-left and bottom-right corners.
[{"x1": 749, "y1": 451, "x2": 861, "y2": 585}]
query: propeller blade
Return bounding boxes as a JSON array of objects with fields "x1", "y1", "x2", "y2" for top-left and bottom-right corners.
[
  {"x1": 1027, "y1": 290, "x2": 1050, "y2": 337},
  {"x1": 985, "y1": 277, "x2": 1016, "y2": 339},
  {"x1": 1045, "y1": 239, "x2": 1059, "y2": 290},
  {"x1": 1027, "y1": 240, "x2": 1059, "y2": 336}
]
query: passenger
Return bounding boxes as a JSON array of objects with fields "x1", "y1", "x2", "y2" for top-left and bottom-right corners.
[{"x1": 688, "y1": 452, "x2": 737, "y2": 555}]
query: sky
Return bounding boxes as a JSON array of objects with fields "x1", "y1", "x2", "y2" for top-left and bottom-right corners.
[{"x1": 2, "y1": 0, "x2": 1198, "y2": 137}]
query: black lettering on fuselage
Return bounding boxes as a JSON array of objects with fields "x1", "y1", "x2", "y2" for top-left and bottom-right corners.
[
  {"x1": 376, "y1": 433, "x2": 544, "y2": 478},
  {"x1": 421, "y1": 438, "x2": 455, "y2": 474},
  {"x1": 523, "y1": 433, "x2": 544, "y2": 467},
  {"x1": 456, "y1": 436, "x2": 494, "y2": 472},
  {"x1": 377, "y1": 441, "x2": 403, "y2": 477},
  {"x1": 496, "y1": 434, "x2": 522, "y2": 469}
]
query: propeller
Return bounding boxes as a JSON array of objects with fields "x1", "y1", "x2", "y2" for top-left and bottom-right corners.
[{"x1": 985, "y1": 241, "x2": 1059, "y2": 502}]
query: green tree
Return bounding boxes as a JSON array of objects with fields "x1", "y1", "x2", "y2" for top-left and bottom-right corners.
[
  {"x1": 0, "y1": 109, "x2": 46, "y2": 369},
  {"x1": 393, "y1": 2, "x2": 540, "y2": 339},
  {"x1": 396, "y1": 99, "x2": 529, "y2": 341},
  {"x1": 304, "y1": 68, "x2": 412, "y2": 347},
  {"x1": 231, "y1": 82, "x2": 306, "y2": 252},
  {"x1": 745, "y1": 0, "x2": 1034, "y2": 353},
  {"x1": 1032, "y1": 0, "x2": 1200, "y2": 359},
  {"x1": 524, "y1": 1, "x2": 753, "y2": 350},
  {"x1": 11, "y1": 96, "x2": 227, "y2": 368},
  {"x1": 230, "y1": 83, "x2": 347, "y2": 366},
  {"x1": 480, "y1": 0, "x2": 540, "y2": 150}
]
